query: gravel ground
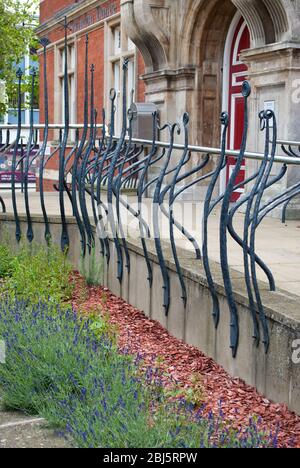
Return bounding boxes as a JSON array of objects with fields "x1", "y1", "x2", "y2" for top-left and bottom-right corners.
[{"x1": 72, "y1": 275, "x2": 300, "y2": 449}]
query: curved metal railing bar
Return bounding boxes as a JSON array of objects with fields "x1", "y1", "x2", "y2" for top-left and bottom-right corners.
[
  {"x1": 258, "y1": 185, "x2": 300, "y2": 226},
  {"x1": 59, "y1": 129, "x2": 80, "y2": 212},
  {"x1": 113, "y1": 114, "x2": 136, "y2": 274},
  {"x1": 159, "y1": 150, "x2": 209, "y2": 262},
  {"x1": 71, "y1": 35, "x2": 89, "y2": 256},
  {"x1": 159, "y1": 118, "x2": 215, "y2": 307},
  {"x1": 106, "y1": 59, "x2": 129, "y2": 282},
  {"x1": 23, "y1": 70, "x2": 36, "y2": 243},
  {"x1": 0, "y1": 197, "x2": 5, "y2": 213},
  {"x1": 227, "y1": 165, "x2": 287, "y2": 292},
  {"x1": 220, "y1": 81, "x2": 251, "y2": 358},
  {"x1": 0, "y1": 130, "x2": 11, "y2": 213},
  {"x1": 78, "y1": 65, "x2": 97, "y2": 254},
  {"x1": 153, "y1": 121, "x2": 181, "y2": 315},
  {"x1": 202, "y1": 112, "x2": 229, "y2": 329},
  {"x1": 58, "y1": 17, "x2": 71, "y2": 252},
  {"x1": 257, "y1": 179, "x2": 300, "y2": 224},
  {"x1": 248, "y1": 109, "x2": 278, "y2": 352},
  {"x1": 38, "y1": 38, "x2": 51, "y2": 243},
  {"x1": 135, "y1": 112, "x2": 160, "y2": 287},
  {"x1": 166, "y1": 114, "x2": 191, "y2": 307},
  {"x1": 239, "y1": 110, "x2": 275, "y2": 349},
  {"x1": 11, "y1": 68, "x2": 23, "y2": 242},
  {"x1": 95, "y1": 91, "x2": 117, "y2": 265},
  {"x1": 86, "y1": 109, "x2": 107, "y2": 257},
  {"x1": 279, "y1": 143, "x2": 300, "y2": 223}
]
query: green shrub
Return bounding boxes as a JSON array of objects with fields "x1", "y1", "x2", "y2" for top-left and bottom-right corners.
[
  {"x1": 79, "y1": 246, "x2": 104, "y2": 287},
  {"x1": 2, "y1": 243, "x2": 74, "y2": 305},
  {"x1": 0, "y1": 244, "x2": 14, "y2": 278},
  {"x1": 0, "y1": 300, "x2": 277, "y2": 448}
]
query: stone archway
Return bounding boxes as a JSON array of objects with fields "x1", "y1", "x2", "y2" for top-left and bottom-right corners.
[
  {"x1": 121, "y1": 0, "x2": 300, "y2": 214},
  {"x1": 180, "y1": 0, "x2": 290, "y2": 61},
  {"x1": 121, "y1": 0, "x2": 292, "y2": 144},
  {"x1": 122, "y1": 1, "x2": 295, "y2": 143},
  {"x1": 186, "y1": 0, "x2": 238, "y2": 147},
  {"x1": 180, "y1": 0, "x2": 290, "y2": 147}
]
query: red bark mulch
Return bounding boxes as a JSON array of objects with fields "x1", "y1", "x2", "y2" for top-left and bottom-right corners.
[{"x1": 72, "y1": 273, "x2": 300, "y2": 448}]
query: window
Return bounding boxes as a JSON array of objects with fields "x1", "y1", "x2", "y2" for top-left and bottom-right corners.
[
  {"x1": 7, "y1": 50, "x2": 40, "y2": 127},
  {"x1": 7, "y1": 93, "x2": 25, "y2": 125},
  {"x1": 106, "y1": 22, "x2": 136, "y2": 135},
  {"x1": 114, "y1": 26, "x2": 121, "y2": 55},
  {"x1": 56, "y1": 42, "x2": 76, "y2": 139},
  {"x1": 7, "y1": 110, "x2": 26, "y2": 125}
]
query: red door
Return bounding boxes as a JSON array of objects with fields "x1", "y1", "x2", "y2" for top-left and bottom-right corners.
[{"x1": 227, "y1": 18, "x2": 250, "y2": 202}]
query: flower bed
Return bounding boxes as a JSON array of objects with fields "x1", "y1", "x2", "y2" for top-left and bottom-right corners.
[
  {"x1": 0, "y1": 298, "x2": 278, "y2": 448},
  {"x1": 72, "y1": 276, "x2": 300, "y2": 449},
  {"x1": 0, "y1": 243, "x2": 296, "y2": 448}
]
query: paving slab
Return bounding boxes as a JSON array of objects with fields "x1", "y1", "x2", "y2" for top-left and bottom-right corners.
[
  {"x1": 0, "y1": 410, "x2": 40, "y2": 426},
  {"x1": 0, "y1": 409, "x2": 70, "y2": 448}
]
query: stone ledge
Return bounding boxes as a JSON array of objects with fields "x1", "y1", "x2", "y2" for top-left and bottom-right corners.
[
  {"x1": 125, "y1": 236, "x2": 300, "y2": 333},
  {"x1": 0, "y1": 213, "x2": 78, "y2": 226}
]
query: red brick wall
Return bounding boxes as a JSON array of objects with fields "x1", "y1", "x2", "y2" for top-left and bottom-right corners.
[
  {"x1": 39, "y1": 47, "x2": 55, "y2": 144},
  {"x1": 76, "y1": 27, "x2": 105, "y2": 124},
  {"x1": 40, "y1": 0, "x2": 77, "y2": 24},
  {"x1": 38, "y1": 0, "x2": 146, "y2": 190},
  {"x1": 137, "y1": 52, "x2": 145, "y2": 103}
]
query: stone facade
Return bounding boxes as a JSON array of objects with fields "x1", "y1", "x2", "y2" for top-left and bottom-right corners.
[
  {"x1": 37, "y1": 0, "x2": 300, "y2": 213},
  {"x1": 121, "y1": 0, "x2": 300, "y2": 212}
]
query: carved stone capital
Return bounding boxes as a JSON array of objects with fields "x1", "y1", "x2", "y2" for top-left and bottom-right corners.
[{"x1": 121, "y1": 0, "x2": 171, "y2": 72}]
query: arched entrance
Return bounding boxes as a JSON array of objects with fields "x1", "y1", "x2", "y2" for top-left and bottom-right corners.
[{"x1": 222, "y1": 14, "x2": 250, "y2": 200}]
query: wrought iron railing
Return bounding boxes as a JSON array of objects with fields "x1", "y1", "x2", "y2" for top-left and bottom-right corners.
[{"x1": 1, "y1": 23, "x2": 300, "y2": 358}]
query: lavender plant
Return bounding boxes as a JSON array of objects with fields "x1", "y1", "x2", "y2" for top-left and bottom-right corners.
[{"x1": 0, "y1": 299, "x2": 279, "y2": 448}]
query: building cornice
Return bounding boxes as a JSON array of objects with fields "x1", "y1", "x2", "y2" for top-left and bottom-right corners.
[
  {"x1": 141, "y1": 67, "x2": 196, "y2": 81},
  {"x1": 241, "y1": 41, "x2": 300, "y2": 61},
  {"x1": 36, "y1": 0, "x2": 115, "y2": 36},
  {"x1": 141, "y1": 67, "x2": 196, "y2": 94}
]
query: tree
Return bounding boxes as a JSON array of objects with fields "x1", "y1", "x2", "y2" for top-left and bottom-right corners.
[{"x1": 0, "y1": 0, "x2": 39, "y2": 117}]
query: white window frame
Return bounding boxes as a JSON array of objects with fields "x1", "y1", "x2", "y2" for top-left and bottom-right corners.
[
  {"x1": 104, "y1": 18, "x2": 137, "y2": 136},
  {"x1": 54, "y1": 40, "x2": 77, "y2": 141}
]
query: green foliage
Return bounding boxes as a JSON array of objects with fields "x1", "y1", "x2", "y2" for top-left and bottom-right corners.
[
  {"x1": 0, "y1": 299, "x2": 277, "y2": 448},
  {"x1": 1, "y1": 243, "x2": 74, "y2": 305},
  {"x1": 79, "y1": 246, "x2": 104, "y2": 286},
  {"x1": 86, "y1": 306, "x2": 119, "y2": 345},
  {"x1": 0, "y1": 244, "x2": 277, "y2": 448},
  {"x1": 164, "y1": 373, "x2": 205, "y2": 408},
  {"x1": 0, "y1": 244, "x2": 14, "y2": 278},
  {"x1": 0, "y1": 0, "x2": 39, "y2": 117}
]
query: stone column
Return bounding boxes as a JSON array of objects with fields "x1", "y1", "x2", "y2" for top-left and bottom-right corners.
[{"x1": 242, "y1": 44, "x2": 300, "y2": 219}]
